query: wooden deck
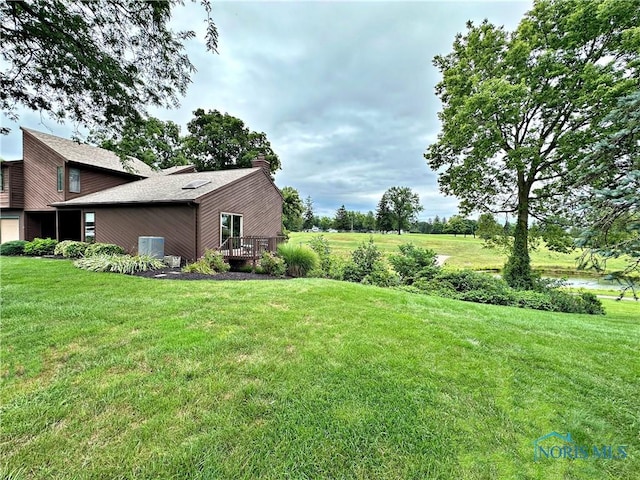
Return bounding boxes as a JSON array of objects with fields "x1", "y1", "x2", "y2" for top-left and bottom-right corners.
[{"x1": 219, "y1": 236, "x2": 286, "y2": 265}]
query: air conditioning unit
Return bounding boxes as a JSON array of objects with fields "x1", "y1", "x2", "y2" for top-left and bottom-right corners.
[{"x1": 138, "y1": 236, "x2": 164, "y2": 259}]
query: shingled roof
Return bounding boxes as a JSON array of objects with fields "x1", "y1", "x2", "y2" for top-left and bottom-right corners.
[
  {"x1": 52, "y1": 168, "x2": 263, "y2": 206},
  {"x1": 22, "y1": 127, "x2": 157, "y2": 178}
]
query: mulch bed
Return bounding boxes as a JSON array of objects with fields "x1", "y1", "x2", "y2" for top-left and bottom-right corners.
[{"x1": 133, "y1": 267, "x2": 291, "y2": 281}]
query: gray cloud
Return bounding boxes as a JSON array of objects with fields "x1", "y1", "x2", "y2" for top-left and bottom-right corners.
[{"x1": 1, "y1": 1, "x2": 532, "y2": 220}]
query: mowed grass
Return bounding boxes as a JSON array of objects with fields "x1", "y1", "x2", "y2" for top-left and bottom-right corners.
[
  {"x1": 289, "y1": 232, "x2": 630, "y2": 275},
  {"x1": 1, "y1": 257, "x2": 639, "y2": 479}
]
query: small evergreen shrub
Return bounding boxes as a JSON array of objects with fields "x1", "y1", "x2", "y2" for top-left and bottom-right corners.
[
  {"x1": 54, "y1": 240, "x2": 89, "y2": 258},
  {"x1": 74, "y1": 254, "x2": 165, "y2": 274},
  {"x1": 182, "y1": 249, "x2": 231, "y2": 274},
  {"x1": 85, "y1": 242, "x2": 126, "y2": 257},
  {"x1": 259, "y1": 251, "x2": 286, "y2": 277},
  {"x1": 23, "y1": 237, "x2": 58, "y2": 256},
  {"x1": 389, "y1": 243, "x2": 440, "y2": 284},
  {"x1": 277, "y1": 243, "x2": 319, "y2": 277},
  {"x1": 0, "y1": 240, "x2": 27, "y2": 256}
]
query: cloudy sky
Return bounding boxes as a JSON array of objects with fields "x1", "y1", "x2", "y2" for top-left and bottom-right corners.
[{"x1": 0, "y1": 0, "x2": 532, "y2": 220}]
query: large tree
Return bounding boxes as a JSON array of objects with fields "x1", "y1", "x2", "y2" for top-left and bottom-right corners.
[
  {"x1": 0, "y1": 0, "x2": 217, "y2": 134},
  {"x1": 378, "y1": 187, "x2": 423, "y2": 235},
  {"x1": 183, "y1": 109, "x2": 280, "y2": 174},
  {"x1": 89, "y1": 117, "x2": 188, "y2": 169},
  {"x1": 425, "y1": 0, "x2": 639, "y2": 289},
  {"x1": 281, "y1": 187, "x2": 304, "y2": 232},
  {"x1": 302, "y1": 196, "x2": 315, "y2": 230}
]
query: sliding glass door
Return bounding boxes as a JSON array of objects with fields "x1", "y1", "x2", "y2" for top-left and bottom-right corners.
[{"x1": 221, "y1": 213, "x2": 243, "y2": 245}]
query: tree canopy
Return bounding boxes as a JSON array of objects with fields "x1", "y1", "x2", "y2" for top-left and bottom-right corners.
[
  {"x1": 0, "y1": 0, "x2": 217, "y2": 135},
  {"x1": 281, "y1": 187, "x2": 304, "y2": 232},
  {"x1": 89, "y1": 117, "x2": 187, "y2": 169},
  {"x1": 377, "y1": 187, "x2": 423, "y2": 235},
  {"x1": 184, "y1": 109, "x2": 280, "y2": 174},
  {"x1": 425, "y1": 0, "x2": 639, "y2": 289},
  {"x1": 574, "y1": 91, "x2": 640, "y2": 298}
]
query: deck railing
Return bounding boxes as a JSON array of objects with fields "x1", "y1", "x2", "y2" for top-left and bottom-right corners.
[{"x1": 219, "y1": 236, "x2": 287, "y2": 262}]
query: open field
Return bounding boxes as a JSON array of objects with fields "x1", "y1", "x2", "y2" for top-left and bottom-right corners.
[{"x1": 1, "y1": 257, "x2": 638, "y2": 479}]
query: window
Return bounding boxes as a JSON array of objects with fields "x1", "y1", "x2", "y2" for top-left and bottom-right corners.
[
  {"x1": 221, "y1": 213, "x2": 243, "y2": 245},
  {"x1": 84, "y1": 212, "x2": 95, "y2": 242},
  {"x1": 57, "y1": 166, "x2": 64, "y2": 191},
  {"x1": 69, "y1": 168, "x2": 80, "y2": 193},
  {"x1": 0, "y1": 168, "x2": 4, "y2": 192}
]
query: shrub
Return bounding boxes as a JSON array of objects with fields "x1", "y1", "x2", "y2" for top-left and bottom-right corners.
[
  {"x1": 389, "y1": 243, "x2": 439, "y2": 284},
  {"x1": 512, "y1": 290, "x2": 555, "y2": 311},
  {"x1": 85, "y1": 242, "x2": 126, "y2": 257},
  {"x1": 74, "y1": 254, "x2": 165, "y2": 274},
  {"x1": 182, "y1": 249, "x2": 231, "y2": 275},
  {"x1": 277, "y1": 243, "x2": 319, "y2": 277},
  {"x1": 308, "y1": 235, "x2": 332, "y2": 273},
  {"x1": 54, "y1": 240, "x2": 89, "y2": 258},
  {"x1": 362, "y1": 263, "x2": 400, "y2": 287},
  {"x1": 416, "y1": 269, "x2": 605, "y2": 314},
  {"x1": 259, "y1": 251, "x2": 286, "y2": 277},
  {"x1": 0, "y1": 240, "x2": 27, "y2": 256},
  {"x1": 23, "y1": 237, "x2": 58, "y2": 256},
  {"x1": 343, "y1": 238, "x2": 383, "y2": 283}
]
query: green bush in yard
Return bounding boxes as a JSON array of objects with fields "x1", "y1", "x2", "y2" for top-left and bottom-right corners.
[
  {"x1": 259, "y1": 251, "x2": 286, "y2": 277},
  {"x1": 74, "y1": 254, "x2": 165, "y2": 274},
  {"x1": 23, "y1": 237, "x2": 58, "y2": 256},
  {"x1": 417, "y1": 269, "x2": 604, "y2": 314},
  {"x1": 343, "y1": 238, "x2": 382, "y2": 282},
  {"x1": 85, "y1": 242, "x2": 126, "y2": 257},
  {"x1": 389, "y1": 243, "x2": 440, "y2": 284},
  {"x1": 54, "y1": 240, "x2": 89, "y2": 258},
  {"x1": 182, "y1": 249, "x2": 231, "y2": 275},
  {"x1": 0, "y1": 240, "x2": 27, "y2": 256},
  {"x1": 277, "y1": 243, "x2": 319, "y2": 277}
]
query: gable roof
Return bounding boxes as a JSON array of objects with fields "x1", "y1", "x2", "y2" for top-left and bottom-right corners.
[
  {"x1": 22, "y1": 127, "x2": 157, "y2": 178},
  {"x1": 52, "y1": 168, "x2": 264, "y2": 206}
]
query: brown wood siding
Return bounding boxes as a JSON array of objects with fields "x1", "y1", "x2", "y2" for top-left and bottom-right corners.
[
  {"x1": 1, "y1": 162, "x2": 26, "y2": 209},
  {"x1": 91, "y1": 205, "x2": 197, "y2": 260},
  {"x1": 0, "y1": 165, "x2": 9, "y2": 208},
  {"x1": 23, "y1": 130, "x2": 66, "y2": 210},
  {"x1": 196, "y1": 170, "x2": 283, "y2": 256},
  {"x1": 66, "y1": 165, "x2": 135, "y2": 200},
  {"x1": 10, "y1": 162, "x2": 25, "y2": 208}
]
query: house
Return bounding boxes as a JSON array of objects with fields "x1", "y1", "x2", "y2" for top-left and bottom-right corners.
[{"x1": 1, "y1": 128, "x2": 283, "y2": 261}]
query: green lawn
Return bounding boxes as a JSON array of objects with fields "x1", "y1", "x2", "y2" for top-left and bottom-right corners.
[
  {"x1": 1, "y1": 257, "x2": 639, "y2": 479},
  {"x1": 289, "y1": 232, "x2": 629, "y2": 275}
]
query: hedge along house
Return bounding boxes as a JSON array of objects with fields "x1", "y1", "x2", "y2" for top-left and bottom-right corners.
[
  {"x1": 1, "y1": 127, "x2": 160, "y2": 243},
  {"x1": 52, "y1": 160, "x2": 284, "y2": 262}
]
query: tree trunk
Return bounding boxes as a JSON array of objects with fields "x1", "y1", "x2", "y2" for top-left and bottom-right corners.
[{"x1": 503, "y1": 173, "x2": 534, "y2": 290}]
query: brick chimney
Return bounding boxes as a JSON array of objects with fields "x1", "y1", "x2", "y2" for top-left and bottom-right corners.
[{"x1": 251, "y1": 153, "x2": 270, "y2": 173}]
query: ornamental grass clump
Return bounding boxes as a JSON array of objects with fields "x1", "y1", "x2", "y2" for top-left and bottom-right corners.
[
  {"x1": 277, "y1": 243, "x2": 318, "y2": 277},
  {"x1": 54, "y1": 240, "x2": 89, "y2": 258},
  {"x1": 74, "y1": 254, "x2": 165, "y2": 274}
]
